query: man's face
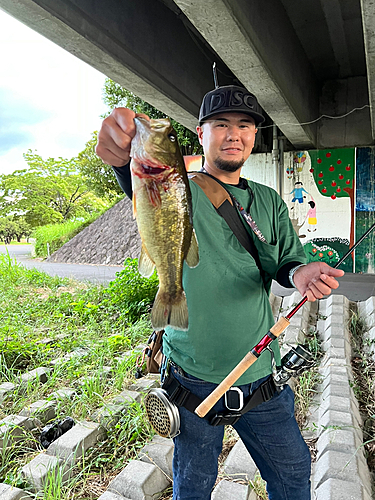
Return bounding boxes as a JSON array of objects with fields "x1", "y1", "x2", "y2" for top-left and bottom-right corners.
[{"x1": 196, "y1": 112, "x2": 257, "y2": 173}]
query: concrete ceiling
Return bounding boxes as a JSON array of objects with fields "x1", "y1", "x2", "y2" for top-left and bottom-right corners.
[{"x1": 1, "y1": 0, "x2": 374, "y2": 151}]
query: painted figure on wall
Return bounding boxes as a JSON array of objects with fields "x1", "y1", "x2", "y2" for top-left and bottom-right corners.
[
  {"x1": 305, "y1": 200, "x2": 317, "y2": 232},
  {"x1": 283, "y1": 149, "x2": 354, "y2": 272},
  {"x1": 290, "y1": 181, "x2": 309, "y2": 206}
]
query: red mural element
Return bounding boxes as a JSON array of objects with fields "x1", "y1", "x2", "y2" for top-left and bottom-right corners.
[{"x1": 309, "y1": 149, "x2": 356, "y2": 249}]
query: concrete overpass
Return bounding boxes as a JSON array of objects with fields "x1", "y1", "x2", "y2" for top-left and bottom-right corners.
[{"x1": 1, "y1": 0, "x2": 374, "y2": 152}]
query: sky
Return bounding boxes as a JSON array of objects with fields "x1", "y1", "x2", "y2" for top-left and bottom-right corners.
[{"x1": 0, "y1": 8, "x2": 108, "y2": 175}]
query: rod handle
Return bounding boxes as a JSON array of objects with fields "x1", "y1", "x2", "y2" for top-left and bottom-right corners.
[
  {"x1": 195, "y1": 316, "x2": 290, "y2": 418},
  {"x1": 195, "y1": 351, "x2": 258, "y2": 418}
]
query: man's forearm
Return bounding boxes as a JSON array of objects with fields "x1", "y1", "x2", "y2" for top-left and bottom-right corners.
[{"x1": 112, "y1": 163, "x2": 132, "y2": 198}]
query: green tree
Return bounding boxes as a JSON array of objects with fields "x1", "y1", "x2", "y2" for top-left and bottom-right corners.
[
  {"x1": 0, "y1": 217, "x2": 17, "y2": 244},
  {"x1": 13, "y1": 217, "x2": 32, "y2": 242},
  {"x1": 77, "y1": 132, "x2": 124, "y2": 200},
  {"x1": 309, "y1": 149, "x2": 355, "y2": 248},
  {"x1": 0, "y1": 151, "x2": 108, "y2": 228},
  {"x1": 103, "y1": 79, "x2": 202, "y2": 156}
]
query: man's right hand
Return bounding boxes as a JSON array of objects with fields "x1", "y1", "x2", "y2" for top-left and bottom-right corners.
[{"x1": 95, "y1": 108, "x2": 149, "y2": 167}]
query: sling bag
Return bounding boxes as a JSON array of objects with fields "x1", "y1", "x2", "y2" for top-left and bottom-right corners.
[{"x1": 189, "y1": 171, "x2": 265, "y2": 282}]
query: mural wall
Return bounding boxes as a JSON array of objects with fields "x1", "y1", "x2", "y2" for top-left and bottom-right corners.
[
  {"x1": 355, "y1": 148, "x2": 375, "y2": 273},
  {"x1": 184, "y1": 147, "x2": 374, "y2": 274},
  {"x1": 282, "y1": 147, "x2": 375, "y2": 273}
]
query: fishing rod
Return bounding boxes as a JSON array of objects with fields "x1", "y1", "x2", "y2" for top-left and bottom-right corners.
[{"x1": 195, "y1": 221, "x2": 375, "y2": 418}]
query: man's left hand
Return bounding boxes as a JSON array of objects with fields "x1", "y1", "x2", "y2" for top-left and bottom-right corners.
[{"x1": 293, "y1": 262, "x2": 345, "y2": 302}]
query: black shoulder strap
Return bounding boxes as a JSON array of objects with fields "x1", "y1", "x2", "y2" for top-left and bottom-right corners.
[{"x1": 189, "y1": 172, "x2": 264, "y2": 278}]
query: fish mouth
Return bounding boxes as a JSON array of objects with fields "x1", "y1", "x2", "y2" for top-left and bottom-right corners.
[
  {"x1": 141, "y1": 163, "x2": 168, "y2": 175},
  {"x1": 132, "y1": 158, "x2": 171, "y2": 177}
]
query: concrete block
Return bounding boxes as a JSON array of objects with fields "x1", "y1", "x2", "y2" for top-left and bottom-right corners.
[
  {"x1": 0, "y1": 382, "x2": 16, "y2": 402},
  {"x1": 315, "y1": 477, "x2": 367, "y2": 500},
  {"x1": 322, "y1": 325, "x2": 351, "y2": 343},
  {"x1": 314, "y1": 450, "x2": 369, "y2": 489},
  {"x1": 0, "y1": 483, "x2": 33, "y2": 499},
  {"x1": 19, "y1": 400, "x2": 56, "y2": 423},
  {"x1": 322, "y1": 345, "x2": 348, "y2": 362},
  {"x1": 97, "y1": 492, "x2": 131, "y2": 500},
  {"x1": 112, "y1": 389, "x2": 142, "y2": 405},
  {"x1": 282, "y1": 325, "x2": 306, "y2": 345},
  {"x1": 320, "y1": 355, "x2": 351, "y2": 369},
  {"x1": 0, "y1": 415, "x2": 35, "y2": 447},
  {"x1": 46, "y1": 421, "x2": 106, "y2": 463},
  {"x1": 318, "y1": 364, "x2": 353, "y2": 382},
  {"x1": 320, "y1": 382, "x2": 353, "y2": 401},
  {"x1": 20, "y1": 367, "x2": 49, "y2": 384},
  {"x1": 108, "y1": 460, "x2": 170, "y2": 500},
  {"x1": 358, "y1": 296, "x2": 375, "y2": 317},
  {"x1": 319, "y1": 395, "x2": 361, "y2": 427},
  {"x1": 281, "y1": 291, "x2": 303, "y2": 309},
  {"x1": 211, "y1": 479, "x2": 249, "y2": 499},
  {"x1": 21, "y1": 453, "x2": 71, "y2": 492},
  {"x1": 326, "y1": 304, "x2": 350, "y2": 318},
  {"x1": 129, "y1": 376, "x2": 160, "y2": 392},
  {"x1": 51, "y1": 348, "x2": 90, "y2": 366},
  {"x1": 223, "y1": 439, "x2": 257, "y2": 481},
  {"x1": 91, "y1": 404, "x2": 128, "y2": 430},
  {"x1": 318, "y1": 409, "x2": 359, "y2": 433},
  {"x1": 325, "y1": 295, "x2": 350, "y2": 308},
  {"x1": 320, "y1": 372, "x2": 352, "y2": 392},
  {"x1": 269, "y1": 293, "x2": 282, "y2": 320},
  {"x1": 139, "y1": 435, "x2": 174, "y2": 478},
  {"x1": 49, "y1": 388, "x2": 76, "y2": 401},
  {"x1": 321, "y1": 335, "x2": 351, "y2": 352},
  {"x1": 316, "y1": 428, "x2": 363, "y2": 460}
]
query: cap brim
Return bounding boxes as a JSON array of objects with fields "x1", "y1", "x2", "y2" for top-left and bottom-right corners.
[{"x1": 199, "y1": 110, "x2": 265, "y2": 127}]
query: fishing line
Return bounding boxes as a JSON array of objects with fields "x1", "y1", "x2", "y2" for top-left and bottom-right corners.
[{"x1": 257, "y1": 104, "x2": 370, "y2": 129}]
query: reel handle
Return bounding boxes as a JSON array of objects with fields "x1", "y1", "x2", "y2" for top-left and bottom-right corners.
[{"x1": 195, "y1": 316, "x2": 290, "y2": 418}]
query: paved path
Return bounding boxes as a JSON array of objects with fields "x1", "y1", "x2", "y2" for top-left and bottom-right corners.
[
  {"x1": 0, "y1": 245, "x2": 123, "y2": 285},
  {"x1": 2, "y1": 244, "x2": 375, "y2": 300}
]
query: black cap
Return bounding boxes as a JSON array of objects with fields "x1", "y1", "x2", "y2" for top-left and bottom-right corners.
[{"x1": 199, "y1": 85, "x2": 265, "y2": 126}]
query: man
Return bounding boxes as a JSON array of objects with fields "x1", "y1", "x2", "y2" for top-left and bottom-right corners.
[{"x1": 96, "y1": 85, "x2": 344, "y2": 500}]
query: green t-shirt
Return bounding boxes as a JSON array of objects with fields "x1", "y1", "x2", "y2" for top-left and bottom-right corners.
[{"x1": 162, "y1": 178, "x2": 306, "y2": 385}]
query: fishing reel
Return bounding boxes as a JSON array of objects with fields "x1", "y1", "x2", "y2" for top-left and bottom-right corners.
[
  {"x1": 144, "y1": 388, "x2": 180, "y2": 438},
  {"x1": 273, "y1": 344, "x2": 316, "y2": 387}
]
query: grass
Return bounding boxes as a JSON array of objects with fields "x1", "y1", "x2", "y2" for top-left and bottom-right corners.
[
  {"x1": 0, "y1": 253, "x2": 325, "y2": 499},
  {"x1": 0, "y1": 253, "x2": 157, "y2": 496},
  {"x1": 349, "y1": 308, "x2": 375, "y2": 481},
  {"x1": 33, "y1": 213, "x2": 106, "y2": 258}
]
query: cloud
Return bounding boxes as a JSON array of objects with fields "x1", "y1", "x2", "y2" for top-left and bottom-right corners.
[
  {"x1": 0, "y1": 10, "x2": 108, "y2": 174},
  {"x1": 0, "y1": 87, "x2": 52, "y2": 154}
]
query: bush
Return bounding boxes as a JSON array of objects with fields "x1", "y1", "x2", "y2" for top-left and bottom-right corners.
[{"x1": 105, "y1": 258, "x2": 159, "y2": 323}]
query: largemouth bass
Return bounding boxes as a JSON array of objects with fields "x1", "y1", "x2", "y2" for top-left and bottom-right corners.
[{"x1": 130, "y1": 117, "x2": 199, "y2": 331}]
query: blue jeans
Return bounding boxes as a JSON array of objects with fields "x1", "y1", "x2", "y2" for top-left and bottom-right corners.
[{"x1": 170, "y1": 366, "x2": 311, "y2": 500}]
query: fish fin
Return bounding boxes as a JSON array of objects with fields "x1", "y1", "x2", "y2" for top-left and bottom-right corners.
[
  {"x1": 132, "y1": 192, "x2": 137, "y2": 219},
  {"x1": 185, "y1": 229, "x2": 199, "y2": 268},
  {"x1": 146, "y1": 180, "x2": 162, "y2": 208},
  {"x1": 151, "y1": 289, "x2": 189, "y2": 331},
  {"x1": 139, "y1": 244, "x2": 155, "y2": 278}
]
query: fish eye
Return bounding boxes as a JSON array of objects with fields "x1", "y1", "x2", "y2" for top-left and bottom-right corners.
[{"x1": 168, "y1": 134, "x2": 176, "y2": 142}]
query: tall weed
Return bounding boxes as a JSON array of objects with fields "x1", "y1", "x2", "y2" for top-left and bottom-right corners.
[{"x1": 105, "y1": 258, "x2": 158, "y2": 323}]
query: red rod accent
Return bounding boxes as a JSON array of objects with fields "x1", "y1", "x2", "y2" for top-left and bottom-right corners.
[
  {"x1": 253, "y1": 334, "x2": 273, "y2": 355},
  {"x1": 285, "y1": 296, "x2": 308, "y2": 320}
]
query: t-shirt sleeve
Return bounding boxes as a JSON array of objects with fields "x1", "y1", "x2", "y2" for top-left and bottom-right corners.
[{"x1": 112, "y1": 163, "x2": 132, "y2": 199}]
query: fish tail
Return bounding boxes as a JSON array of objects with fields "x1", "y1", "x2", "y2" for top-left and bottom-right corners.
[{"x1": 151, "y1": 289, "x2": 189, "y2": 331}]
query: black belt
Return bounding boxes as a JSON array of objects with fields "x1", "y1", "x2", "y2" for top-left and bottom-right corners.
[{"x1": 162, "y1": 366, "x2": 279, "y2": 426}]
